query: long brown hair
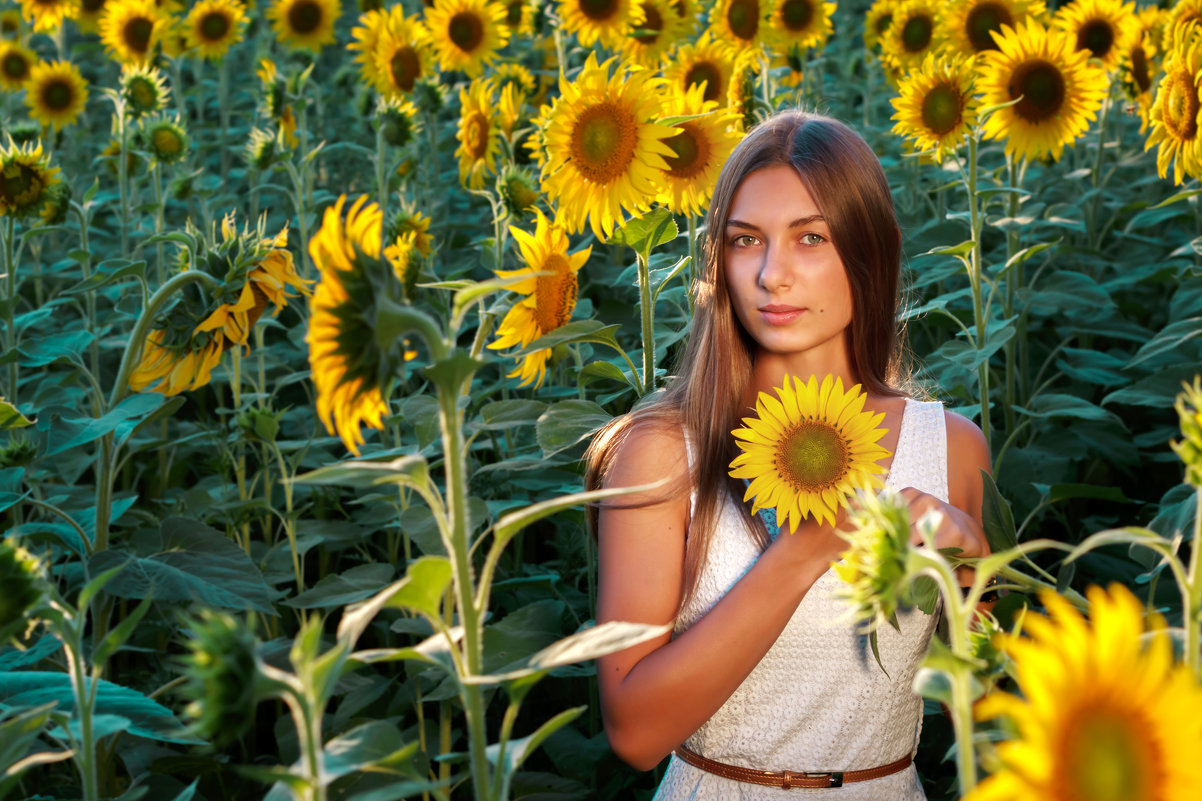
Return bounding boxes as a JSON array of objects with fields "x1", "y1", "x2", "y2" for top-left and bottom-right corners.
[{"x1": 585, "y1": 110, "x2": 906, "y2": 615}]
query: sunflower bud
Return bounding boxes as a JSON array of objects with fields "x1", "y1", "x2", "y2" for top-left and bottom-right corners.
[
  {"x1": 376, "y1": 98, "x2": 418, "y2": 148},
  {"x1": 244, "y1": 127, "x2": 278, "y2": 171},
  {"x1": 0, "y1": 539, "x2": 46, "y2": 645},
  {"x1": 135, "y1": 116, "x2": 190, "y2": 165},
  {"x1": 179, "y1": 610, "x2": 260, "y2": 748},
  {"x1": 834, "y1": 489, "x2": 912, "y2": 631},
  {"x1": 968, "y1": 608, "x2": 1007, "y2": 680},
  {"x1": 236, "y1": 405, "x2": 282, "y2": 443},
  {"x1": 412, "y1": 78, "x2": 445, "y2": 116},
  {"x1": 497, "y1": 163, "x2": 540, "y2": 221},
  {"x1": 120, "y1": 64, "x2": 169, "y2": 120},
  {"x1": 1172, "y1": 376, "x2": 1202, "y2": 486}
]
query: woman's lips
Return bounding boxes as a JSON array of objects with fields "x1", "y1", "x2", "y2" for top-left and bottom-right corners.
[{"x1": 759, "y1": 305, "x2": 806, "y2": 325}]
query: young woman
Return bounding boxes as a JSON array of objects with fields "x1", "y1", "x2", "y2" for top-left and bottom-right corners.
[{"x1": 585, "y1": 111, "x2": 991, "y2": 799}]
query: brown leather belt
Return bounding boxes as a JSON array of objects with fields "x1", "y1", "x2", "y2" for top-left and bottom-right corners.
[{"x1": 674, "y1": 744, "x2": 913, "y2": 789}]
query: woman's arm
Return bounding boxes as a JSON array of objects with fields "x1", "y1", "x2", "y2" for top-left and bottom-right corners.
[{"x1": 595, "y1": 422, "x2": 849, "y2": 771}]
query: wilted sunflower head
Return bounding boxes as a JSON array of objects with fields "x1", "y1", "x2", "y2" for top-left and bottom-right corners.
[
  {"x1": 833, "y1": 488, "x2": 913, "y2": 631},
  {"x1": 0, "y1": 538, "x2": 45, "y2": 645},
  {"x1": 120, "y1": 63, "x2": 169, "y2": 118},
  {"x1": 1172, "y1": 376, "x2": 1202, "y2": 486},
  {"x1": 179, "y1": 609, "x2": 260, "y2": 748},
  {"x1": 0, "y1": 40, "x2": 37, "y2": 91},
  {"x1": 0, "y1": 137, "x2": 60, "y2": 219}
]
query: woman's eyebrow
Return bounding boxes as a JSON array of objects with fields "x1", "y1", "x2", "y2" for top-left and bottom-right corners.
[{"x1": 726, "y1": 215, "x2": 825, "y2": 229}]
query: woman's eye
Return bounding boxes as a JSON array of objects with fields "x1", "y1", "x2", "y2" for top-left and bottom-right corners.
[
  {"x1": 800, "y1": 233, "x2": 826, "y2": 246},
  {"x1": 730, "y1": 234, "x2": 759, "y2": 247}
]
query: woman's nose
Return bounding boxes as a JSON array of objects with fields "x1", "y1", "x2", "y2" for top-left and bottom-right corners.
[{"x1": 758, "y1": 244, "x2": 793, "y2": 292}]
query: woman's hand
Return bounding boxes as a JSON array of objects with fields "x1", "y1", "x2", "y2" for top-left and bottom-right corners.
[{"x1": 897, "y1": 486, "x2": 987, "y2": 558}]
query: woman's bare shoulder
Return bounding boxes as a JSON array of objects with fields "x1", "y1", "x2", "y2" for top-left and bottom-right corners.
[{"x1": 602, "y1": 414, "x2": 690, "y2": 497}]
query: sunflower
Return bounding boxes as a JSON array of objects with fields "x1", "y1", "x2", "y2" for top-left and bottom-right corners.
[
  {"x1": 707, "y1": 0, "x2": 768, "y2": 57},
  {"x1": 376, "y1": 96, "x2": 419, "y2": 147},
  {"x1": 24, "y1": 60, "x2": 88, "y2": 131},
  {"x1": 120, "y1": 63, "x2": 169, "y2": 117},
  {"x1": 487, "y1": 210, "x2": 591, "y2": 388},
  {"x1": 559, "y1": 0, "x2": 634, "y2": 50},
  {"x1": 1146, "y1": 23, "x2": 1202, "y2": 185},
  {"x1": 656, "y1": 83, "x2": 742, "y2": 217},
  {"x1": 1165, "y1": 0, "x2": 1202, "y2": 47},
  {"x1": 388, "y1": 206, "x2": 434, "y2": 257},
  {"x1": 370, "y1": 12, "x2": 434, "y2": 98},
  {"x1": 137, "y1": 115, "x2": 190, "y2": 163},
  {"x1": 0, "y1": 40, "x2": 37, "y2": 92},
  {"x1": 1121, "y1": 6, "x2": 1161, "y2": 131},
  {"x1": 620, "y1": 0, "x2": 690, "y2": 69},
  {"x1": 833, "y1": 488, "x2": 914, "y2": 631},
  {"x1": 308, "y1": 195, "x2": 403, "y2": 455},
  {"x1": 729, "y1": 374, "x2": 891, "y2": 531},
  {"x1": 1052, "y1": 0, "x2": 1137, "y2": 73},
  {"x1": 498, "y1": 0, "x2": 536, "y2": 38},
  {"x1": 498, "y1": 81, "x2": 526, "y2": 136},
  {"x1": 535, "y1": 53, "x2": 677, "y2": 239},
  {"x1": 964, "y1": 584, "x2": 1202, "y2": 801},
  {"x1": 129, "y1": 326, "x2": 224, "y2": 396},
  {"x1": 185, "y1": 0, "x2": 246, "y2": 60},
  {"x1": 497, "y1": 163, "x2": 540, "y2": 220},
  {"x1": 864, "y1": 0, "x2": 896, "y2": 51},
  {"x1": 494, "y1": 61, "x2": 537, "y2": 99},
  {"x1": 662, "y1": 31, "x2": 739, "y2": 106},
  {"x1": 0, "y1": 138, "x2": 59, "y2": 219},
  {"x1": 427, "y1": 0, "x2": 509, "y2": 77},
  {"x1": 350, "y1": 7, "x2": 390, "y2": 88},
  {"x1": 266, "y1": 0, "x2": 340, "y2": 52},
  {"x1": 100, "y1": 0, "x2": 162, "y2": 66},
  {"x1": 879, "y1": 0, "x2": 943, "y2": 74},
  {"x1": 18, "y1": 0, "x2": 77, "y2": 32},
  {"x1": 726, "y1": 53, "x2": 763, "y2": 131},
  {"x1": 76, "y1": 0, "x2": 109, "y2": 33},
  {"x1": 940, "y1": 0, "x2": 1047, "y2": 56},
  {"x1": 456, "y1": 77, "x2": 500, "y2": 189},
  {"x1": 1, "y1": 9, "x2": 22, "y2": 38},
  {"x1": 891, "y1": 52, "x2": 979, "y2": 161},
  {"x1": 383, "y1": 230, "x2": 418, "y2": 297},
  {"x1": 768, "y1": 0, "x2": 835, "y2": 55},
  {"x1": 979, "y1": 19, "x2": 1108, "y2": 161}
]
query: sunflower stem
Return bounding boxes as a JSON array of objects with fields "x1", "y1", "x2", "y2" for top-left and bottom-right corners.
[
  {"x1": 116, "y1": 97, "x2": 130, "y2": 262},
  {"x1": 153, "y1": 163, "x2": 166, "y2": 286},
  {"x1": 1002, "y1": 155, "x2": 1020, "y2": 439},
  {"x1": 1086, "y1": 91, "x2": 1111, "y2": 252},
  {"x1": 3, "y1": 215, "x2": 16, "y2": 406},
  {"x1": 966, "y1": 134, "x2": 991, "y2": 452},
  {"x1": 218, "y1": 57, "x2": 231, "y2": 186},
  {"x1": 1188, "y1": 486, "x2": 1202, "y2": 678},
  {"x1": 376, "y1": 107, "x2": 389, "y2": 224},
  {"x1": 637, "y1": 252, "x2": 656, "y2": 394}
]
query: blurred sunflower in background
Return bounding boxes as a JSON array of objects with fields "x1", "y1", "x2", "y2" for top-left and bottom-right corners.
[
  {"x1": 708, "y1": 0, "x2": 768, "y2": 57},
  {"x1": 662, "y1": 31, "x2": 739, "y2": 106},
  {"x1": 620, "y1": 0, "x2": 689, "y2": 69},
  {"x1": 18, "y1": 0, "x2": 77, "y2": 33},
  {"x1": 426, "y1": 0, "x2": 509, "y2": 77},
  {"x1": 120, "y1": 63, "x2": 169, "y2": 117},
  {"x1": 978, "y1": 19, "x2": 1107, "y2": 161},
  {"x1": 864, "y1": 0, "x2": 896, "y2": 52},
  {"x1": 350, "y1": 8, "x2": 391, "y2": 88},
  {"x1": 559, "y1": 0, "x2": 634, "y2": 50},
  {"x1": 370, "y1": 11, "x2": 433, "y2": 98},
  {"x1": 0, "y1": 40, "x2": 37, "y2": 92},
  {"x1": 1166, "y1": 0, "x2": 1202, "y2": 41},
  {"x1": 1052, "y1": 0, "x2": 1137, "y2": 74},
  {"x1": 656, "y1": 84, "x2": 741, "y2": 217},
  {"x1": 488, "y1": 210, "x2": 591, "y2": 388},
  {"x1": 496, "y1": 163, "x2": 540, "y2": 220},
  {"x1": 1, "y1": 8, "x2": 23, "y2": 38},
  {"x1": 455, "y1": 77, "x2": 499, "y2": 189},
  {"x1": 534, "y1": 53, "x2": 677, "y2": 239},
  {"x1": 266, "y1": 0, "x2": 340, "y2": 52},
  {"x1": 1146, "y1": 23, "x2": 1202, "y2": 185},
  {"x1": 185, "y1": 0, "x2": 246, "y2": 61},
  {"x1": 880, "y1": 0, "x2": 943, "y2": 75},
  {"x1": 940, "y1": 0, "x2": 1046, "y2": 56},
  {"x1": 76, "y1": 0, "x2": 109, "y2": 33},
  {"x1": 768, "y1": 0, "x2": 835, "y2": 56},
  {"x1": 965, "y1": 584, "x2": 1202, "y2": 801},
  {"x1": 388, "y1": 205, "x2": 434, "y2": 258},
  {"x1": 499, "y1": 0, "x2": 536, "y2": 39},
  {"x1": 24, "y1": 59, "x2": 89, "y2": 130},
  {"x1": 137, "y1": 114, "x2": 190, "y2": 164},
  {"x1": 100, "y1": 0, "x2": 162, "y2": 66},
  {"x1": 1120, "y1": 6, "x2": 1161, "y2": 131},
  {"x1": 0, "y1": 138, "x2": 59, "y2": 219},
  {"x1": 891, "y1": 52, "x2": 979, "y2": 161}
]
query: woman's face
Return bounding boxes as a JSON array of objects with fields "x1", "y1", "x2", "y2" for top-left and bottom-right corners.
[{"x1": 723, "y1": 164, "x2": 854, "y2": 375}]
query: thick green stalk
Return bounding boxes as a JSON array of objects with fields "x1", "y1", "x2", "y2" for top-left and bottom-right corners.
[
  {"x1": 966, "y1": 136, "x2": 991, "y2": 452},
  {"x1": 1002, "y1": 156, "x2": 1020, "y2": 437},
  {"x1": 153, "y1": 164, "x2": 167, "y2": 286},
  {"x1": 218, "y1": 59, "x2": 231, "y2": 185},
  {"x1": 637, "y1": 254, "x2": 655, "y2": 395},
  {"x1": 117, "y1": 103, "x2": 130, "y2": 261},
  {"x1": 1188, "y1": 486, "x2": 1202, "y2": 677},
  {"x1": 72, "y1": 203, "x2": 101, "y2": 410}
]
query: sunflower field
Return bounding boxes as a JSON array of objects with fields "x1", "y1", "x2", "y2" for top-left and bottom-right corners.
[{"x1": 1, "y1": 0, "x2": 1201, "y2": 797}]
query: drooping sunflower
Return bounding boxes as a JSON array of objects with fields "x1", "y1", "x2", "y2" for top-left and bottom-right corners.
[
  {"x1": 620, "y1": 0, "x2": 690, "y2": 68},
  {"x1": 370, "y1": 11, "x2": 434, "y2": 98},
  {"x1": 864, "y1": 0, "x2": 897, "y2": 52},
  {"x1": 18, "y1": 0, "x2": 77, "y2": 33},
  {"x1": 879, "y1": 0, "x2": 944, "y2": 75},
  {"x1": 1146, "y1": 23, "x2": 1202, "y2": 185},
  {"x1": 558, "y1": 0, "x2": 635, "y2": 50},
  {"x1": 535, "y1": 53, "x2": 677, "y2": 239},
  {"x1": 308, "y1": 195, "x2": 404, "y2": 455},
  {"x1": 768, "y1": 0, "x2": 835, "y2": 55},
  {"x1": 456, "y1": 77, "x2": 500, "y2": 189},
  {"x1": 0, "y1": 138, "x2": 60, "y2": 219},
  {"x1": 979, "y1": 19, "x2": 1108, "y2": 161},
  {"x1": 662, "y1": 31, "x2": 739, "y2": 106},
  {"x1": 76, "y1": 0, "x2": 109, "y2": 33},
  {"x1": 707, "y1": 0, "x2": 768, "y2": 57},
  {"x1": 120, "y1": 63, "x2": 169, "y2": 117},
  {"x1": 487, "y1": 210, "x2": 591, "y2": 388},
  {"x1": 24, "y1": 60, "x2": 89, "y2": 131},
  {"x1": 0, "y1": 40, "x2": 37, "y2": 92},
  {"x1": 729, "y1": 374, "x2": 891, "y2": 531},
  {"x1": 129, "y1": 327, "x2": 224, "y2": 396},
  {"x1": 964, "y1": 584, "x2": 1202, "y2": 801},
  {"x1": 426, "y1": 0, "x2": 510, "y2": 78},
  {"x1": 940, "y1": 0, "x2": 1047, "y2": 56},
  {"x1": 656, "y1": 83, "x2": 742, "y2": 217},
  {"x1": 100, "y1": 0, "x2": 163, "y2": 66},
  {"x1": 891, "y1": 52, "x2": 979, "y2": 161},
  {"x1": 185, "y1": 0, "x2": 246, "y2": 60},
  {"x1": 1052, "y1": 0, "x2": 1137, "y2": 73},
  {"x1": 266, "y1": 0, "x2": 340, "y2": 52}
]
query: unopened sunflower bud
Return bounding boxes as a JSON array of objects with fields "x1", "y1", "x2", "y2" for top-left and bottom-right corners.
[
  {"x1": 180, "y1": 610, "x2": 260, "y2": 748},
  {"x1": 244, "y1": 128, "x2": 278, "y2": 171},
  {"x1": 0, "y1": 435, "x2": 37, "y2": 468},
  {"x1": 0, "y1": 539, "x2": 46, "y2": 645},
  {"x1": 376, "y1": 98, "x2": 418, "y2": 148},
  {"x1": 236, "y1": 405, "x2": 282, "y2": 443},
  {"x1": 834, "y1": 489, "x2": 912, "y2": 632},
  {"x1": 1172, "y1": 376, "x2": 1202, "y2": 487},
  {"x1": 497, "y1": 164, "x2": 540, "y2": 221},
  {"x1": 968, "y1": 608, "x2": 1007, "y2": 679}
]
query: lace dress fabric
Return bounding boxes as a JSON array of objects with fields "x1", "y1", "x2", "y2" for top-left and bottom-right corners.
[{"x1": 653, "y1": 399, "x2": 948, "y2": 800}]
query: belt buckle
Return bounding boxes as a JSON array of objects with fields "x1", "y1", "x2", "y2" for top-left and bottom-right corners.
[{"x1": 804, "y1": 771, "x2": 844, "y2": 788}]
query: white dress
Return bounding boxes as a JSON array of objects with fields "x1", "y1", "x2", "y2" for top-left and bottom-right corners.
[{"x1": 654, "y1": 399, "x2": 947, "y2": 801}]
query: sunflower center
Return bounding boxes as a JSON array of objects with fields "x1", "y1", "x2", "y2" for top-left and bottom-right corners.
[
  {"x1": 2, "y1": 52, "x2": 30, "y2": 81},
  {"x1": 199, "y1": 10, "x2": 231, "y2": 42},
  {"x1": 128, "y1": 77, "x2": 157, "y2": 109},
  {"x1": 534, "y1": 254, "x2": 577, "y2": 333},
  {"x1": 288, "y1": 0, "x2": 323, "y2": 35},
  {"x1": 389, "y1": 45, "x2": 421, "y2": 91},
  {"x1": 1077, "y1": 19, "x2": 1114, "y2": 60},
  {"x1": 777, "y1": 421, "x2": 849, "y2": 491},
  {"x1": 664, "y1": 123, "x2": 711, "y2": 179},
  {"x1": 464, "y1": 111, "x2": 490, "y2": 159},
  {"x1": 634, "y1": 3, "x2": 663, "y2": 43},
  {"x1": 1008, "y1": 59, "x2": 1065, "y2": 123},
  {"x1": 1057, "y1": 706, "x2": 1158, "y2": 801},
  {"x1": 579, "y1": 0, "x2": 620, "y2": 21},
  {"x1": 726, "y1": 0, "x2": 759, "y2": 41},
  {"x1": 685, "y1": 61, "x2": 723, "y2": 103},
  {"x1": 1130, "y1": 45, "x2": 1150, "y2": 93},
  {"x1": 921, "y1": 84, "x2": 963, "y2": 135},
  {"x1": 781, "y1": 0, "x2": 813, "y2": 32},
  {"x1": 1164, "y1": 70, "x2": 1201, "y2": 142},
  {"x1": 901, "y1": 14, "x2": 932, "y2": 53},
  {"x1": 505, "y1": 0, "x2": 523, "y2": 26},
  {"x1": 570, "y1": 101, "x2": 637, "y2": 184},
  {"x1": 153, "y1": 127, "x2": 184, "y2": 155},
  {"x1": 83, "y1": 0, "x2": 106, "y2": 13},
  {"x1": 123, "y1": 16, "x2": 154, "y2": 53},
  {"x1": 43, "y1": 79, "x2": 74, "y2": 111},
  {"x1": 965, "y1": 1, "x2": 1011, "y2": 51},
  {"x1": 448, "y1": 11, "x2": 484, "y2": 52}
]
